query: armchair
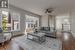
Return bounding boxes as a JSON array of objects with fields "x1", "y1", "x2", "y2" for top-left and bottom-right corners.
[{"x1": 0, "y1": 28, "x2": 12, "y2": 45}]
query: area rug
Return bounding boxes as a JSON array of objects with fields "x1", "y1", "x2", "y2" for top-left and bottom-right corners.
[{"x1": 12, "y1": 35, "x2": 62, "y2": 50}]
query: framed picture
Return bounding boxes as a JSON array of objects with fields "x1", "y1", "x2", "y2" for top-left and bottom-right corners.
[{"x1": 0, "y1": 0, "x2": 9, "y2": 8}]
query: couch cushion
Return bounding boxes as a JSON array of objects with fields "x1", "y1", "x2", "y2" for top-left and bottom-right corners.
[
  {"x1": 44, "y1": 27, "x2": 50, "y2": 31},
  {"x1": 40, "y1": 27, "x2": 50, "y2": 31}
]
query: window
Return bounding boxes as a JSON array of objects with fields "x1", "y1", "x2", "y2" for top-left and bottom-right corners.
[
  {"x1": 25, "y1": 15, "x2": 39, "y2": 29},
  {"x1": 25, "y1": 15, "x2": 39, "y2": 34},
  {"x1": 11, "y1": 12, "x2": 20, "y2": 31},
  {"x1": 2, "y1": 10, "x2": 10, "y2": 32},
  {"x1": 0, "y1": 10, "x2": 20, "y2": 32}
]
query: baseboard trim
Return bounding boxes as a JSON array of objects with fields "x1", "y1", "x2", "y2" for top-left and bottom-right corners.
[
  {"x1": 45, "y1": 35, "x2": 56, "y2": 38},
  {"x1": 12, "y1": 34, "x2": 25, "y2": 38}
]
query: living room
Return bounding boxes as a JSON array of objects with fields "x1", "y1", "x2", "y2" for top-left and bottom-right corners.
[{"x1": 0, "y1": 0, "x2": 75, "y2": 50}]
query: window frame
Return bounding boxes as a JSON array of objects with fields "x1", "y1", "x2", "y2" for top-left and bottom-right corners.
[
  {"x1": 11, "y1": 12, "x2": 20, "y2": 31},
  {"x1": 0, "y1": 9, "x2": 21, "y2": 32},
  {"x1": 1, "y1": 9, "x2": 10, "y2": 32}
]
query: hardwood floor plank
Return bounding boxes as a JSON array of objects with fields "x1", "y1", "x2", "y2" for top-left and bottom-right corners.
[
  {"x1": 0, "y1": 41, "x2": 23, "y2": 50},
  {"x1": 61, "y1": 32, "x2": 75, "y2": 50}
]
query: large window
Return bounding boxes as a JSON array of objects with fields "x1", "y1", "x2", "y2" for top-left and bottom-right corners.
[
  {"x1": 2, "y1": 10, "x2": 10, "y2": 32},
  {"x1": 2, "y1": 11, "x2": 7, "y2": 31},
  {"x1": 11, "y1": 12, "x2": 20, "y2": 31},
  {"x1": 0, "y1": 10, "x2": 20, "y2": 32},
  {"x1": 25, "y1": 15, "x2": 39, "y2": 34},
  {"x1": 25, "y1": 15, "x2": 39, "y2": 29}
]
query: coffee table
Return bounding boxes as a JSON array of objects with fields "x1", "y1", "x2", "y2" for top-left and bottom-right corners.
[{"x1": 27, "y1": 32, "x2": 46, "y2": 43}]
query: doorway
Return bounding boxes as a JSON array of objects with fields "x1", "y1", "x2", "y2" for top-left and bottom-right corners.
[{"x1": 56, "y1": 15, "x2": 70, "y2": 32}]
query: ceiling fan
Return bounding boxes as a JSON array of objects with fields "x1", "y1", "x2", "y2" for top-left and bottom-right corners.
[{"x1": 45, "y1": 8, "x2": 54, "y2": 14}]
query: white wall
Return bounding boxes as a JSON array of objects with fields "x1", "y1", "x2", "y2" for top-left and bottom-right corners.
[
  {"x1": 70, "y1": 9, "x2": 75, "y2": 37},
  {"x1": 41, "y1": 14, "x2": 48, "y2": 27},
  {"x1": 49, "y1": 15, "x2": 55, "y2": 28},
  {"x1": 41, "y1": 14, "x2": 56, "y2": 29}
]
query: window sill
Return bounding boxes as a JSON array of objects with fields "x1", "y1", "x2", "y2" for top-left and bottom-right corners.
[{"x1": 11, "y1": 30, "x2": 21, "y2": 32}]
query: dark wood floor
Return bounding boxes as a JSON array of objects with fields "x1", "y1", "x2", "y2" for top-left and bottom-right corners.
[
  {"x1": 0, "y1": 32, "x2": 75, "y2": 50},
  {"x1": 61, "y1": 32, "x2": 75, "y2": 50},
  {"x1": 0, "y1": 41, "x2": 23, "y2": 50}
]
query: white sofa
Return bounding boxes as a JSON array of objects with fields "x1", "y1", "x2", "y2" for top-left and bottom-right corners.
[{"x1": 0, "y1": 32, "x2": 12, "y2": 43}]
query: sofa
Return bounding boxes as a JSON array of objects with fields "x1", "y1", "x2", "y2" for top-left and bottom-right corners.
[{"x1": 40, "y1": 27, "x2": 56, "y2": 38}]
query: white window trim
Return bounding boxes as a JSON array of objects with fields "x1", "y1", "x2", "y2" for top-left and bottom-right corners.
[{"x1": 11, "y1": 12, "x2": 20, "y2": 31}]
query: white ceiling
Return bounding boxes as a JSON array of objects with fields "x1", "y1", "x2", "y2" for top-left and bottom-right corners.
[{"x1": 9, "y1": 0, "x2": 75, "y2": 15}]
